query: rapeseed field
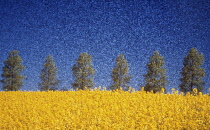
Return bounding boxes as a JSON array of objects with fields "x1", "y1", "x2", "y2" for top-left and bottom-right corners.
[{"x1": 0, "y1": 88, "x2": 209, "y2": 129}]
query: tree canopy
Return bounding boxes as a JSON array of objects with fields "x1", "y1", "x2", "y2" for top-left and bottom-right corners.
[
  {"x1": 72, "y1": 53, "x2": 95, "y2": 90},
  {"x1": 110, "y1": 54, "x2": 132, "y2": 91},
  {"x1": 39, "y1": 55, "x2": 59, "y2": 91},
  {"x1": 179, "y1": 48, "x2": 205, "y2": 93},
  {"x1": 144, "y1": 51, "x2": 167, "y2": 93},
  {"x1": 1, "y1": 50, "x2": 25, "y2": 91}
]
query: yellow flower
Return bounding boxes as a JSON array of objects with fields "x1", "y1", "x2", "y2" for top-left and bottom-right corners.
[{"x1": 0, "y1": 88, "x2": 209, "y2": 129}]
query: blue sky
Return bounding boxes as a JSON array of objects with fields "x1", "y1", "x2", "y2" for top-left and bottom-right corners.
[{"x1": 1, "y1": 0, "x2": 210, "y2": 93}]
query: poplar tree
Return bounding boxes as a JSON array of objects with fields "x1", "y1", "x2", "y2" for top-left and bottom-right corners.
[
  {"x1": 179, "y1": 48, "x2": 205, "y2": 93},
  {"x1": 110, "y1": 54, "x2": 132, "y2": 91},
  {"x1": 1, "y1": 50, "x2": 25, "y2": 91},
  {"x1": 144, "y1": 51, "x2": 167, "y2": 93},
  {"x1": 39, "y1": 55, "x2": 59, "y2": 91},
  {"x1": 72, "y1": 53, "x2": 95, "y2": 90}
]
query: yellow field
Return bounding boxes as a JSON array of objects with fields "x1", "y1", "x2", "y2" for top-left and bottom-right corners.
[{"x1": 0, "y1": 89, "x2": 209, "y2": 130}]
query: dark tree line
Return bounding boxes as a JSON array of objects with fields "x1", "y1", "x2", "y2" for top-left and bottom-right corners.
[{"x1": 0, "y1": 48, "x2": 206, "y2": 94}]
